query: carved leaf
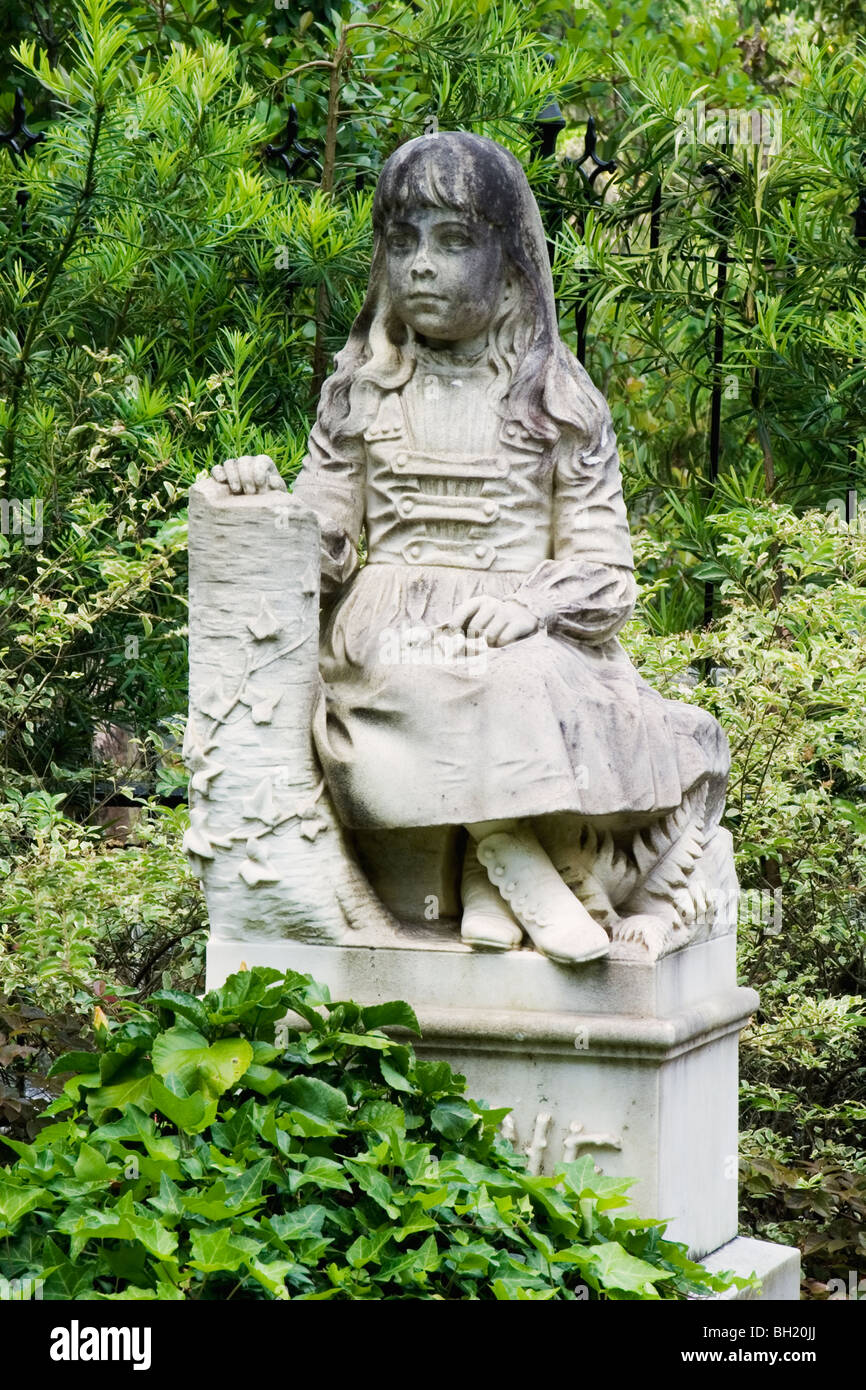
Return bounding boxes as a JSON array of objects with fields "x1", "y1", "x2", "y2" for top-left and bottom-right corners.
[
  {"x1": 553, "y1": 825, "x2": 640, "y2": 926},
  {"x1": 246, "y1": 597, "x2": 282, "y2": 642},
  {"x1": 189, "y1": 758, "x2": 225, "y2": 795},
  {"x1": 622, "y1": 782, "x2": 709, "y2": 926},
  {"x1": 198, "y1": 678, "x2": 234, "y2": 722},
  {"x1": 242, "y1": 778, "x2": 280, "y2": 827},
  {"x1": 182, "y1": 806, "x2": 233, "y2": 860},
  {"x1": 299, "y1": 817, "x2": 328, "y2": 841},
  {"x1": 239, "y1": 838, "x2": 282, "y2": 887},
  {"x1": 239, "y1": 682, "x2": 283, "y2": 724}
]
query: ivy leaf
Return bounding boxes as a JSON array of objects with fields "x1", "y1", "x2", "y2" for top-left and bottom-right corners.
[
  {"x1": 152, "y1": 1025, "x2": 253, "y2": 1099},
  {"x1": 73, "y1": 1143, "x2": 118, "y2": 1184},
  {"x1": 344, "y1": 1159, "x2": 400, "y2": 1218},
  {"x1": 360, "y1": 1001, "x2": 420, "y2": 1035},
  {"x1": 379, "y1": 1056, "x2": 414, "y2": 1093},
  {"x1": 147, "y1": 990, "x2": 210, "y2": 1034},
  {"x1": 346, "y1": 1226, "x2": 394, "y2": 1269},
  {"x1": 492, "y1": 1279, "x2": 558, "y2": 1300},
  {"x1": 356, "y1": 1100, "x2": 406, "y2": 1134},
  {"x1": 147, "y1": 1173, "x2": 187, "y2": 1220},
  {"x1": 41, "y1": 1238, "x2": 94, "y2": 1300},
  {"x1": 0, "y1": 1180, "x2": 53, "y2": 1232},
  {"x1": 188, "y1": 1227, "x2": 253, "y2": 1274},
  {"x1": 282, "y1": 1075, "x2": 348, "y2": 1123},
  {"x1": 150, "y1": 1076, "x2": 218, "y2": 1134},
  {"x1": 85, "y1": 1062, "x2": 154, "y2": 1123},
  {"x1": 126, "y1": 1212, "x2": 179, "y2": 1261},
  {"x1": 415, "y1": 1060, "x2": 463, "y2": 1095},
  {"x1": 378, "y1": 1235, "x2": 441, "y2": 1281},
  {"x1": 430, "y1": 1098, "x2": 479, "y2": 1141},
  {"x1": 269, "y1": 1206, "x2": 329, "y2": 1242},
  {"x1": 223, "y1": 1158, "x2": 273, "y2": 1209},
  {"x1": 47, "y1": 1050, "x2": 100, "y2": 1078},
  {"x1": 289, "y1": 1157, "x2": 352, "y2": 1194},
  {"x1": 245, "y1": 1256, "x2": 293, "y2": 1298},
  {"x1": 585, "y1": 1241, "x2": 675, "y2": 1295}
]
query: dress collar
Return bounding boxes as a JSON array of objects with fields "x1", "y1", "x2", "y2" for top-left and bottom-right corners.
[{"x1": 413, "y1": 341, "x2": 491, "y2": 371}]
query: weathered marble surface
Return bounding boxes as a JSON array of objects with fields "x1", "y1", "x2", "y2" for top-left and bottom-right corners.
[
  {"x1": 187, "y1": 129, "x2": 798, "y2": 1295},
  {"x1": 187, "y1": 131, "x2": 738, "y2": 967},
  {"x1": 187, "y1": 476, "x2": 739, "y2": 962},
  {"x1": 186, "y1": 481, "x2": 400, "y2": 943}
]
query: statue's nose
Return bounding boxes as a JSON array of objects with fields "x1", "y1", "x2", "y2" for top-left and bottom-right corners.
[{"x1": 410, "y1": 241, "x2": 435, "y2": 278}]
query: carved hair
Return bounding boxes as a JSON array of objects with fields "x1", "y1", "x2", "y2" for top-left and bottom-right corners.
[{"x1": 322, "y1": 130, "x2": 609, "y2": 447}]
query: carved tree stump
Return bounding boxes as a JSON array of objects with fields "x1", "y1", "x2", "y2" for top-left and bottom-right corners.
[{"x1": 185, "y1": 476, "x2": 398, "y2": 944}]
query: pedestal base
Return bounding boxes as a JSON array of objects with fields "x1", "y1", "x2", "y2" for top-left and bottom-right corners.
[
  {"x1": 209, "y1": 930, "x2": 765, "y2": 1261},
  {"x1": 702, "y1": 1236, "x2": 801, "y2": 1301}
]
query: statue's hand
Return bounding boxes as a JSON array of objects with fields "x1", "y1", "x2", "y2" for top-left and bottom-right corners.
[
  {"x1": 211, "y1": 455, "x2": 288, "y2": 495},
  {"x1": 452, "y1": 596, "x2": 539, "y2": 648}
]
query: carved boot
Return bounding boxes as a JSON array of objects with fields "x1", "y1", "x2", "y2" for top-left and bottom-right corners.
[
  {"x1": 475, "y1": 826, "x2": 610, "y2": 965},
  {"x1": 460, "y1": 842, "x2": 524, "y2": 950}
]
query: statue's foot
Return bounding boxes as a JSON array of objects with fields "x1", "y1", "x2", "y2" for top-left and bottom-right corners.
[
  {"x1": 461, "y1": 843, "x2": 523, "y2": 951},
  {"x1": 475, "y1": 828, "x2": 610, "y2": 965},
  {"x1": 461, "y1": 908, "x2": 524, "y2": 950}
]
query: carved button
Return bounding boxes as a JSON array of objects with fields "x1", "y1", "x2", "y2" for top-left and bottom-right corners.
[
  {"x1": 504, "y1": 424, "x2": 517, "y2": 438},
  {"x1": 409, "y1": 543, "x2": 422, "y2": 559},
  {"x1": 475, "y1": 545, "x2": 488, "y2": 559},
  {"x1": 395, "y1": 452, "x2": 408, "y2": 468},
  {"x1": 400, "y1": 497, "x2": 415, "y2": 514},
  {"x1": 483, "y1": 501, "x2": 496, "y2": 517}
]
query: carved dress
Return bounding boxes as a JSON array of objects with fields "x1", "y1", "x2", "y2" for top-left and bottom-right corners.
[{"x1": 292, "y1": 343, "x2": 729, "y2": 832}]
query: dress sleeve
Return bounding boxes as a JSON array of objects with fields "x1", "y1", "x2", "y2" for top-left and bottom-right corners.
[
  {"x1": 511, "y1": 402, "x2": 636, "y2": 645},
  {"x1": 291, "y1": 382, "x2": 368, "y2": 599}
]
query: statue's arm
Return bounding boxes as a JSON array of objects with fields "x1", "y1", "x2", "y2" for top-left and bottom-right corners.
[
  {"x1": 292, "y1": 411, "x2": 366, "y2": 600},
  {"x1": 511, "y1": 408, "x2": 637, "y2": 645}
]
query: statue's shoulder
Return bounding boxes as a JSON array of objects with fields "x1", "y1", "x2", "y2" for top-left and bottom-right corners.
[
  {"x1": 317, "y1": 367, "x2": 395, "y2": 448},
  {"x1": 344, "y1": 371, "x2": 411, "y2": 442}
]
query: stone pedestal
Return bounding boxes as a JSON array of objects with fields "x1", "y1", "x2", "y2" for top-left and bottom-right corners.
[{"x1": 206, "y1": 930, "x2": 798, "y2": 1293}]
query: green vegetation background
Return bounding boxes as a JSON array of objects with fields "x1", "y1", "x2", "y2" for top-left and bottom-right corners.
[{"x1": 1, "y1": 0, "x2": 865, "y2": 1297}]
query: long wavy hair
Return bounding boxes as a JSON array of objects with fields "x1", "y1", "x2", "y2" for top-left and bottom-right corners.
[{"x1": 322, "y1": 131, "x2": 608, "y2": 448}]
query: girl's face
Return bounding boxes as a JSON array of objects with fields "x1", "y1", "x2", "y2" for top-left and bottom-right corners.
[{"x1": 384, "y1": 206, "x2": 505, "y2": 346}]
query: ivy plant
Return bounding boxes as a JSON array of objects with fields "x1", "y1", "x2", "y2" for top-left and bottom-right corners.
[{"x1": 0, "y1": 966, "x2": 747, "y2": 1301}]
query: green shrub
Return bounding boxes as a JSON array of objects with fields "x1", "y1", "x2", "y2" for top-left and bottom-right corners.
[
  {"x1": 0, "y1": 966, "x2": 745, "y2": 1301},
  {"x1": 0, "y1": 792, "x2": 206, "y2": 1015}
]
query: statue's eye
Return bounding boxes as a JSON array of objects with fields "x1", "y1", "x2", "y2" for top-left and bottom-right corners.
[
  {"x1": 441, "y1": 232, "x2": 472, "y2": 249},
  {"x1": 386, "y1": 230, "x2": 414, "y2": 252}
]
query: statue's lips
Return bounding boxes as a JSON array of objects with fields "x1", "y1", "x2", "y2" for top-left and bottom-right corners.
[{"x1": 406, "y1": 292, "x2": 447, "y2": 302}]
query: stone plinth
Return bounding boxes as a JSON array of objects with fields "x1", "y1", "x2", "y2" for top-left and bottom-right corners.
[{"x1": 208, "y1": 930, "x2": 785, "y2": 1274}]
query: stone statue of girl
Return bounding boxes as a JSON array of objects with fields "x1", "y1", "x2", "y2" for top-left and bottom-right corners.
[{"x1": 213, "y1": 131, "x2": 731, "y2": 966}]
